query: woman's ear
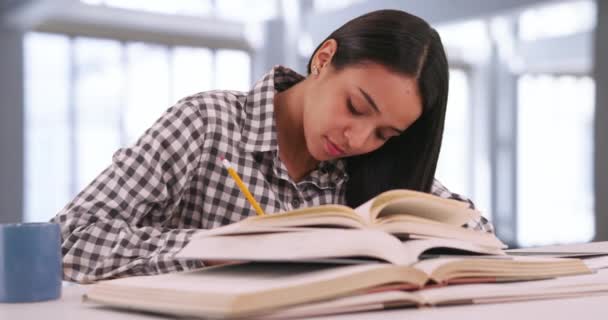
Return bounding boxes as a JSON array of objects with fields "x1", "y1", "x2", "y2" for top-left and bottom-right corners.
[{"x1": 312, "y1": 39, "x2": 337, "y2": 72}]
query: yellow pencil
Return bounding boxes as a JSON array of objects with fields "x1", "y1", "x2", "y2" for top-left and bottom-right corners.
[{"x1": 220, "y1": 157, "x2": 266, "y2": 216}]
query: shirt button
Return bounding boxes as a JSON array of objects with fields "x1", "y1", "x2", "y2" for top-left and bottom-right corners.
[{"x1": 291, "y1": 198, "x2": 301, "y2": 208}]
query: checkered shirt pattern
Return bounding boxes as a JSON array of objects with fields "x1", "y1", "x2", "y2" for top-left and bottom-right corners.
[{"x1": 51, "y1": 65, "x2": 494, "y2": 283}]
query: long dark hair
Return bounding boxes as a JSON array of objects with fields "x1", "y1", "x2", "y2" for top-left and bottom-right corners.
[{"x1": 307, "y1": 9, "x2": 449, "y2": 208}]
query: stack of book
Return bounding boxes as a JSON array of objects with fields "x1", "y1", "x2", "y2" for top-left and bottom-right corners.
[{"x1": 82, "y1": 189, "x2": 604, "y2": 319}]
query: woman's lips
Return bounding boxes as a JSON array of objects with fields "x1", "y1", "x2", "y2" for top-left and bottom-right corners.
[{"x1": 325, "y1": 137, "x2": 345, "y2": 156}]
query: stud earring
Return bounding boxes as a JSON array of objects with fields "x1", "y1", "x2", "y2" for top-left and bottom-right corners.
[{"x1": 311, "y1": 65, "x2": 319, "y2": 75}]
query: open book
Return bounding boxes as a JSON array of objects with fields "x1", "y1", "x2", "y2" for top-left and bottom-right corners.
[
  {"x1": 201, "y1": 189, "x2": 504, "y2": 249},
  {"x1": 84, "y1": 258, "x2": 592, "y2": 319},
  {"x1": 175, "y1": 189, "x2": 505, "y2": 268},
  {"x1": 176, "y1": 229, "x2": 505, "y2": 265}
]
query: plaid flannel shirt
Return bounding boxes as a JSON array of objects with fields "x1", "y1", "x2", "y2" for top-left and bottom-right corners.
[{"x1": 51, "y1": 65, "x2": 494, "y2": 283}]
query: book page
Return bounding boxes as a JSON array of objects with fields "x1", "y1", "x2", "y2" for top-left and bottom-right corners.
[
  {"x1": 353, "y1": 197, "x2": 374, "y2": 223},
  {"x1": 582, "y1": 255, "x2": 608, "y2": 271},
  {"x1": 371, "y1": 198, "x2": 479, "y2": 226},
  {"x1": 94, "y1": 263, "x2": 345, "y2": 294},
  {"x1": 417, "y1": 268, "x2": 608, "y2": 306},
  {"x1": 402, "y1": 238, "x2": 506, "y2": 266},
  {"x1": 198, "y1": 225, "x2": 324, "y2": 237},
  {"x1": 376, "y1": 220, "x2": 507, "y2": 249},
  {"x1": 507, "y1": 241, "x2": 608, "y2": 257},
  {"x1": 87, "y1": 262, "x2": 430, "y2": 317},
  {"x1": 412, "y1": 256, "x2": 589, "y2": 284},
  {"x1": 324, "y1": 189, "x2": 482, "y2": 227},
  {"x1": 260, "y1": 290, "x2": 422, "y2": 319},
  {"x1": 240, "y1": 205, "x2": 369, "y2": 228},
  {"x1": 176, "y1": 229, "x2": 413, "y2": 265}
]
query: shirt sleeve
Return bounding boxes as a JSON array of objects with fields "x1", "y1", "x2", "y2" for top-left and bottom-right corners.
[
  {"x1": 51, "y1": 101, "x2": 206, "y2": 283},
  {"x1": 430, "y1": 179, "x2": 495, "y2": 234}
]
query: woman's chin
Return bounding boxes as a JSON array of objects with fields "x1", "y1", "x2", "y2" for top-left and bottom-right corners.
[
  {"x1": 312, "y1": 149, "x2": 341, "y2": 162},
  {"x1": 307, "y1": 145, "x2": 330, "y2": 162},
  {"x1": 309, "y1": 150, "x2": 327, "y2": 162}
]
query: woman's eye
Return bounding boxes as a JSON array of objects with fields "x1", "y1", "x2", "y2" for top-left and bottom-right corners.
[{"x1": 347, "y1": 98, "x2": 364, "y2": 116}]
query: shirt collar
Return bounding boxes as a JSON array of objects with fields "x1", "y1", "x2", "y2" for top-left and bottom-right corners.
[{"x1": 240, "y1": 65, "x2": 304, "y2": 153}]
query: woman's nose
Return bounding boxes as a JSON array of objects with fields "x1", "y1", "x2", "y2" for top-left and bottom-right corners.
[{"x1": 345, "y1": 126, "x2": 370, "y2": 150}]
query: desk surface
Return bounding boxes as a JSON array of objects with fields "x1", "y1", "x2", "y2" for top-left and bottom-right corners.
[{"x1": 1, "y1": 282, "x2": 608, "y2": 320}]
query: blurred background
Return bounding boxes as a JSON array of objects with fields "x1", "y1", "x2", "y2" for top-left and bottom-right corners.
[{"x1": 1, "y1": 0, "x2": 606, "y2": 248}]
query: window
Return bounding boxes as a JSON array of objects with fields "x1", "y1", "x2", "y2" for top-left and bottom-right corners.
[
  {"x1": 313, "y1": 0, "x2": 366, "y2": 13},
  {"x1": 80, "y1": 0, "x2": 278, "y2": 22},
  {"x1": 171, "y1": 47, "x2": 213, "y2": 103},
  {"x1": 24, "y1": 32, "x2": 251, "y2": 222},
  {"x1": 124, "y1": 42, "x2": 171, "y2": 144},
  {"x1": 517, "y1": 75, "x2": 595, "y2": 246},
  {"x1": 435, "y1": 19, "x2": 492, "y2": 215},
  {"x1": 81, "y1": 0, "x2": 213, "y2": 17},
  {"x1": 518, "y1": 0, "x2": 596, "y2": 41},
  {"x1": 436, "y1": 20, "x2": 491, "y2": 64},
  {"x1": 74, "y1": 38, "x2": 123, "y2": 189},
  {"x1": 24, "y1": 33, "x2": 72, "y2": 223},
  {"x1": 215, "y1": 49, "x2": 251, "y2": 91},
  {"x1": 215, "y1": 0, "x2": 278, "y2": 22},
  {"x1": 514, "y1": 0, "x2": 596, "y2": 246}
]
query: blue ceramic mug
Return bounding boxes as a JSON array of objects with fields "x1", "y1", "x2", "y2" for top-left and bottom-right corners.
[{"x1": 0, "y1": 222, "x2": 62, "y2": 303}]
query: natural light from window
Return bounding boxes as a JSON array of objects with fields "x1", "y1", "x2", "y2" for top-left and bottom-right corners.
[
  {"x1": 518, "y1": 0, "x2": 596, "y2": 41},
  {"x1": 517, "y1": 75, "x2": 595, "y2": 246},
  {"x1": 24, "y1": 32, "x2": 251, "y2": 223}
]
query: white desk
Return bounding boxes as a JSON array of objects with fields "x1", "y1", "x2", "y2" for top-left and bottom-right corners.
[{"x1": 1, "y1": 282, "x2": 607, "y2": 320}]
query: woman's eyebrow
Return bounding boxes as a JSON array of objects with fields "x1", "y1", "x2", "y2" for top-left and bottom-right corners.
[{"x1": 358, "y1": 87, "x2": 380, "y2": 114}]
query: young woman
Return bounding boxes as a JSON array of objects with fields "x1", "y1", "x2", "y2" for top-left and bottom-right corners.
[{"x1": 52, "y1": 9, "x2": 493, "y2": 283}]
